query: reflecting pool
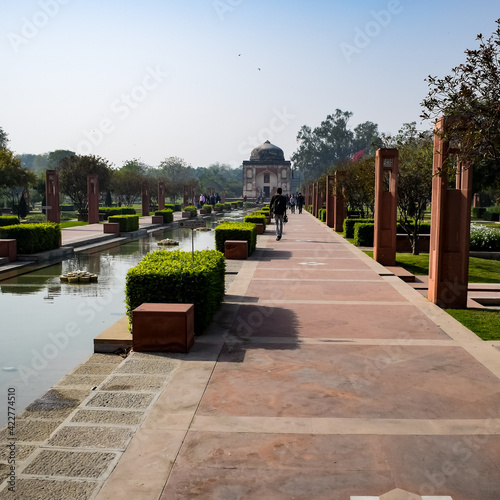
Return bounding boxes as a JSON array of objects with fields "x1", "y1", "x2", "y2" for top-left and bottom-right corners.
[{"x1": 0, "y1": 219, "x2": 232, "y2": 427}]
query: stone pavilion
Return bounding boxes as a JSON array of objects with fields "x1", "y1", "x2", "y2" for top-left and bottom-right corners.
[{"x1": 242, "y1": 140, "x2": 291, "y2": 200}]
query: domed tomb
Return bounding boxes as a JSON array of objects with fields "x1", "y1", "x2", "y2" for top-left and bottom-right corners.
[
  {"x1": 243, "y1": 141, "x2": 291, "y2": 201},
  {"x1": 250, "y1": 140, "x2": 285, "y2": 163}
]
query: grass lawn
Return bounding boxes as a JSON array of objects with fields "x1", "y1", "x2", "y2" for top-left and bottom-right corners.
[
  {"x1": 445, "y1": 308, "x2": 500, "y2": 341},
  {"x1": 363, "y1": 251, "x2": 500, "y2": 283},
  {"x1": 59, "y1": 221, "x2": 88, "y2": 229}
]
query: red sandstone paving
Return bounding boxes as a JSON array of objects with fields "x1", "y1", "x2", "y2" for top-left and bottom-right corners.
[
  {"x1": 227, "y1": 303, "x2": 447, "y2": 340},
  {"x1": 244, "y1": 279, "x2": 407, "y2": 303},
  {"x1": 161, "y1": 432, "x2": 500, "y2": 500},
  {"x1": 254, "y1": 257, "x2": 369, "y2": 269},
  {"x1": 252, "y1": 268, "x2": 382, "y2": 280},
  {"x1": 198, "y1": 345, "x2": 500, "y2": 419}
]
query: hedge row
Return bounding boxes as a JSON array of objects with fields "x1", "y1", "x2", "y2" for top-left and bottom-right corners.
[
  {"x1": 214, "y1": 203, "x2": 224, "y2": 212},
  {"x1": 154, "y1": 209, "x2": 174, "y2": 223},
  {"x1": 99, "y1": 207, "x2": 136, "y2": 220},
  {"x1": 125, "y1": 249, "x2": 225, "y2": 333},
  {"x1": 203, "y1": 204, "x2": 212, "y2": 214},
  {"x1": 0, "y1": 216, "x2": 20, "y2": 227},
  {"x1": 244, "y1": 214, "x2": 266, "y2": 230},
  {"x1": 354, "y1": 223, "x2": 375, "y2": 247},
  {"x1": 0, "y1": 223, "x2": 61, "y2": 254},
  {"x1": 318, "y1": 208, "x2": 326, "y2": 222},
  {"x1": 164, "y1": 204, "x2": 182, "y2": 212},
  {"x1": 343, "y1": 218, "x2": 374, "y2": 238},
  {"x1": 108, "y1": 214, "x2": 139, "y2": 232},
  {"x1": 215, "y1": 222, "x2": 257, "y2": 256}
]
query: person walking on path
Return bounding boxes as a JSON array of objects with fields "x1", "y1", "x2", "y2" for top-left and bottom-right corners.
[
  {"x1": 270, "y1": 187, "x2": 287, "y2": 241},
  {"x1": 296, "y1": 192, "x2": 304, "y2": 214}
]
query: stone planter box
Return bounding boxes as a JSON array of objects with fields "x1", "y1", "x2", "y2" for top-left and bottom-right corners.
[
  {"x1": 255, "y1": 223, "x2": 264, "y2": 235},
  {"x1": 0, "y1": 239, "x2": 17, "y2": 262},
  {"x1": 132, "y1": 303, "x2": 194, "y2": 353},
  {"x1": 182, "y1": 211, "x2": 191, "y2": 219},
  {"x1": 151, "y1": 216, "x2": 164, "y2": 224},
  {"x1": 103, "y1": 222, "x2": 120, "y2": 234},
  {"x1": 224, "y1": 240, "x2": 248, "y2": 260}
]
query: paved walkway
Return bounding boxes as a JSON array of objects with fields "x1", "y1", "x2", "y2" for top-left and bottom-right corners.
[{"x1": 2, "y1": 212, "x2": 500, "y2": 499}]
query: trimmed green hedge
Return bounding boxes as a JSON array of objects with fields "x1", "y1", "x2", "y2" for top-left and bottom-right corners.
[
  {"x1": 183, "y1": 205, "x2": 198, "y2": 217},
  {"x1": 0, "y1": 216, "x2": 20, "y2": 227},
  {"x1": 99, "y1": 207, "x2": 136, "y2": 220},
  {"x1": 398, "y1": 222, "x2": 431, "y2": 234},
  {"x1": 318, "y1": 208, "x2": 326, "y2": 222},
  {"x1": 237, "y1": 200, "x2": 244, "y2": 208},
  {"x1": 164, "y1": 204, "x2": 182, "y2": 212},
  {"x1": 215, "y1": 222, "x2": 257, "y2": 255},
  {"x1": 224, "y1": 203, "x2": 232, "y2": 210},
  {"x1": 0, "y1": 223, "x2": 60, "y2": 254},
  {"x1": 108, "y1": 214, "x2": 139, "y2": 232},
  {"x1": 60, "y1": 204, "x2": 75, "y2": 212},
  {"x1": 484, "y1": 211, "x2": 500, "y2": 222},
  {"x1": 354, "y1": 223, "x2": 375, "y2": 247},
  {"x1": 203, "y1": 204, "x2": 212, "y2": 214},
  {"x1": 214, "y1": 203, "x2": 224, "y2": 212},
  {"x1": 125, "y1": 249, "x2": 225, "y2": 333},
  {"x1": 472, "y1": 207, "x2": 487, "y2": 218},
  {"x1": 308, "y1": 205, "x2": 313, "y2": 213},
  {"x1": 244, "y1": 214, "x2": 266, "y2": 230},
  {"x1": 343, "y1": 218, "x2": 374, "y2": 238},
  {"x1": 155, "y1": 209, "x2": 174, "y2": 223}
]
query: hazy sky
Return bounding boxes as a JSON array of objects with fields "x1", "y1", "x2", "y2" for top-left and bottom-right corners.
[{"x1": 1, "y1": 0, "x2": 498, "y2": 169}]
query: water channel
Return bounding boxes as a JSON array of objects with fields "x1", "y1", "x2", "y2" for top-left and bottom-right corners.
[{"x1": 0, "y1": 212, "x2": 246, "y2": 427}]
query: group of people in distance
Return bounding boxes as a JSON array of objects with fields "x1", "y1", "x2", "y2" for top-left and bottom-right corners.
[
  {"x1": 270, "y1": 190, "x2": 305, "y2": 241},
  {"x1": 195, "y1": 193, "x2": 221, "y2": 208}
]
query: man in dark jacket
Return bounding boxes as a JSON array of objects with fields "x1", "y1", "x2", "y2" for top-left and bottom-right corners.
[
  {"x1": 296, "y1": 192, "x2": 305, "y2": 214},
  {"x1": 270, "y1": 187, "x2": 287, "y2": 241}
]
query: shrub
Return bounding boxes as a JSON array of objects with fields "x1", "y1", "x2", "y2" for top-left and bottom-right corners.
[
  {"x1": 397, "y1": 222, "x2": 431, "y2": 234},
  {"x1": 0, "y1": 223, "x2": 60, "y2": 253},
  {"x1": 224, "y1": 203, "x2": 232, "y2": 210},
  {"x1": 183, "y1": 205, "x2": 198, "y2": 217},
  {"x1": 164, "y1": 204, "x2": 181, "y2": 212},
  {"x1": 470, "y1": 223, "x2": 500, "y2": 251},
  {"x1": 99, "y1": 207, "x2": 136, "y2": 220},
  {"x1": 244, "y1": 214, "x2": 266, "y2": 230},
  {"x1": 60, "y1": 204, "x2": 75, "y2": 212},
  {"x1": 484, "y1": 211, "x2": 500, "y2": 222},
  {"x1": 354, "y1": 223, "x2": 374, "y2": 247},
  {"x1": 203, "y1": 204, "x2": 212, "y2": 214},
  {"x1": 237, "y1": 200, "x2": 243, "y2": 208},
  {"x1": 125, "y1": 249, "x2": 225, "y2": 333},
  {"x1": 155, "y1": 209, "x2": 174, "y2": 223},
  {"x1": 214, "y1": 203, "x2": 224, "y2": 212},
  {"x1": 343, "y1": 218, "x2": 374, "y2": 238},
  {"x1": 472, "y1": 207, "x2": 487, "y2": 218},
  {"x1": 308, "y1": 205, "x2": 313, "y2": 213},
  {"x1": 318, "y1": 208, "x2": 326, "y2": 222},
  {"x1": 0, "y1": 216, "x2": 20, "y2": 227},
  {"x1": 215, "y1": 222, "x2": 257, "y2": 255},
  {"x1": 108, "y1": 214, "x2": 139, "y2": 232}
]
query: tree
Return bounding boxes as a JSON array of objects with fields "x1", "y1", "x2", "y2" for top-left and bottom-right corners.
[
  {"x1": 111, "y1": 159, "x2": 147, "y2": 206},
  {"x1": 0, "y1": 126, "x2": 9, "y2": 151},
  {"x1": 195, "y1": 163, "x2": 242, "y2": 198},
  {"x1": 421, "y1": 19, "x2": 500, "y2": 186},
  {"x1": 383, "y1": 123, "x2": 433, "y2": 255},
  {"x1": 291, "y1": 109, "x2": 381, "y2": 181},
  {"x1": 338, "y1": 155, "x2": 375, "y2": 218},
  {"x1": 58, "y1": 155, "x2": 112, "y2": 215},
  {"x1": 157, "y1": 157, "x2": 195, "y2": 201},
  {"x1": 47, "y1": 150, "x2": 76, "y2": 170},
  {"x1": 0, "y1": 149, "x2": 37, "y2": 216}
]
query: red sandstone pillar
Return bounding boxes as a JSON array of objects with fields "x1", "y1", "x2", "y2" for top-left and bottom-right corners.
[
  {"x1": 158, "y1": 182, "x2": 165, "y2": 211},
  {"x1": 87, "y1": 174, "x2": 99, "y2": 224},
  {"x1": 428, "y1": 117, "x2": 473, "y2": 308},
  {"x1": 183, "y1": 186, "x2": 188, "y2": 206},
  {"x1": 326, "y1": 175, "x2": 335, "y2": 228},
  {"x1": 333, "y1": 171, "x2": 346, "y2": 232},
  {"x1": 45, "y1": 170, "x2": 60, "y2": 223},
  {"x1": 142, "y1": 183, "x2": 150, "y2": 216},
  {"x1": 374, "y1": 148, "x2": 398, "y2": 266}
]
